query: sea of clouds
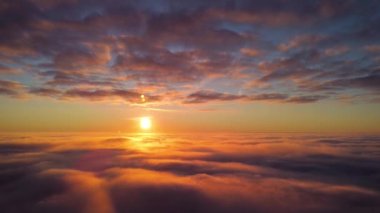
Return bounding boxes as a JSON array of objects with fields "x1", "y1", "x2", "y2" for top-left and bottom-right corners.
[{"x1": 0, "y1": 133, "x2": 379, "y2": 213}]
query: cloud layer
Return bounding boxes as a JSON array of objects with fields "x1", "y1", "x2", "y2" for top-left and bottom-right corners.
[
  {"x1": 0, "y1": 0, "x2": 379, "y2": 104},
  {"x1": 0, "y1": 133, "x2": 379, "y2": 212}
]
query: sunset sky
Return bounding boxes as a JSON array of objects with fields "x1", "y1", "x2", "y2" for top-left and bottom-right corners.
[
  {"x1": 1, "y1": 1, "x2": 380, "y2": 213},
  {"x1": 0, "y1": 0, "x2": 380, "y2": 133}
]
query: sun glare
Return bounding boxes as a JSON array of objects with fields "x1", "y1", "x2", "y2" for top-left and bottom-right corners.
[{"x1": 140, "y1": 117, "x2": 152, "y2": 130}]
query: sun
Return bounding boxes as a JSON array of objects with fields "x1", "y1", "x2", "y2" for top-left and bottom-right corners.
[{"x1": 140, "y1": 117, "x2": 152, "y2": 130}]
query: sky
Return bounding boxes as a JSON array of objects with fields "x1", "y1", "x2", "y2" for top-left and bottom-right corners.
[{"x1": 0, "y1": 0, "x2": 380, "y2": 133}]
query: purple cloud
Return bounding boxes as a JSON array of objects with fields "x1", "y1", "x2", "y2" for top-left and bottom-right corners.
[{"x1": 0, "y1": 0, "x2": 379, "y2": 104}]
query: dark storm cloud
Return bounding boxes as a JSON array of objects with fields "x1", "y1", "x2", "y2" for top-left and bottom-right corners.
[
  {"x1": 0, "y1": 0, "x2": 380, "y2": 104},
  {"x1": 44, "y1": 71, "x2": 117, "y2": 87},
  {"x1": 286, "y1": 95, "x2": 326, "y2": 103},
  {"x1": 250, "y1": 93, "x2": 289, "y2": 101},
  {"x1": 29, "y1": 86, "x2": 162, "y2": 103},
  {"x1": 0, "y1": 133, "x2": 379, "y2": 212},
  {"x1": 64, "y1": 88, "x2": 162, "y2": 103},
  {"x1": 184, "y1": 90, "x2": 246, "y2": 104},
  {"x1": 29, "y1": 87, "x2": 61, "y2": 96},
  {"x1": 313, "y1": 74, "x2": 380, "y2": 92},
  {"x1": 184, "y1": 90, "x2": 324, "y2": 104}
]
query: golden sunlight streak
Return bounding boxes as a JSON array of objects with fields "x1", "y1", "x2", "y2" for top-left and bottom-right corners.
[{"x1": 140, "y1": 117, "x2": 152, "y2": 130}]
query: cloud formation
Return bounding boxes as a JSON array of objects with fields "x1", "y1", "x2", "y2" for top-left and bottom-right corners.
[
  {"x1": 184, "y1": 90, "x2": 325, "y2": 104},
  {"x1": 0, "y1": 80, "x2": 24, "y2": 97},
  {"x1": 0, "y1": 133, "x2": 379, "y2": 212},
  {"x1": 0, "y1": 0, "x2": 379, "y2": 105}
]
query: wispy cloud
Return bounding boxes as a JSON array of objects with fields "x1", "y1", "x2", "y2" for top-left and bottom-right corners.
[{"x1": 0, "y1": 0, "x2": 379, "y2": 105}]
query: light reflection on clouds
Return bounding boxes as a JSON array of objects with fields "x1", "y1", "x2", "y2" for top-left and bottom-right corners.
[{"x1": 0, "y1": 133, "x2": 379, "y2": 212}]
